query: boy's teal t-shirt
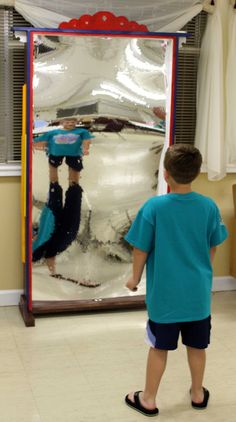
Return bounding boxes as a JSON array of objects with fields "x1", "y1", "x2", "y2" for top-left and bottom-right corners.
[
  {"x1": 125, "y1": 192, "x2": 228, "y2": 323},
  {"x1": 34, "y1": 128, "x2": 94, "y2": 156}
]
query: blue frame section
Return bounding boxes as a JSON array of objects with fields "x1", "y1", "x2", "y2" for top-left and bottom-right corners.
[{"x1": 13, "y1": 27, "x2": 190, "y2": 38}]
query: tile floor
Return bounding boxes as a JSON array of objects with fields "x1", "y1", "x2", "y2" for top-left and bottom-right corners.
[{"x1": 0, "y1": 291, "x2": 236, "y2": 422}]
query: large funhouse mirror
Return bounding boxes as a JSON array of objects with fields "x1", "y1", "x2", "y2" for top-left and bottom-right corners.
[{"x1": 19, "y1": 21, "x2": 180, "y2": 322}]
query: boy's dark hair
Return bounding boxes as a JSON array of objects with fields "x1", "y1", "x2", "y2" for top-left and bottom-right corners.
[{"x1": 164, "y1": 143, "x2": 202, "y2": 184}]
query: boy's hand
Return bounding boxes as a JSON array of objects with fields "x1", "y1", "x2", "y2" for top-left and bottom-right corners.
[
  {"x1": 83, "y1": 140, "x2": 91, "y2": 156},
  {"x1": 126, "y1": 276, "x2": 139, "y2": 292},
  {"x1": 83, "y1": 148, "x2": 90, "y2": 155},
  {"x1": 33, "y1": 141, "x2": 47, "y2": 151}
]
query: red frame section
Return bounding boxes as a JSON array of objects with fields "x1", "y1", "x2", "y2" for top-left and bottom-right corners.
[{"x1": 59, "y1": 11, "x2": 148, "y2": 32}]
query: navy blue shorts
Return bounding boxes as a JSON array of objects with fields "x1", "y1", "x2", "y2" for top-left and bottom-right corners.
[
  {"x1": 146, "y1": 316, "x2": 211, "y2": 350},
  {"x1": 49, "y1": 155, "x2": 83, "y2": 172}
]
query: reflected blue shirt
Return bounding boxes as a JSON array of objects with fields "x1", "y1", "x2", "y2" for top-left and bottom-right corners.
[
  {"x1": 34, "y1": 128, "x2": 94, "y2": 156},
  {"x1": 125, "y1": 192, "x2": 228, "y2": 323}
]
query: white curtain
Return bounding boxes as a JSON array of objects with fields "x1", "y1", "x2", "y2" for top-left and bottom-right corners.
[
  {"x1": 195, "y1": 0, "x2": 226, "y2": 180},
  {"x1": 226, "y1": 3, "x2": 236, "y2": 165},
  {"x1": 195, "y1": 0, "x2": 230, "y2": 180},
  {"x1": 14, "y1": 0, "x2": 203, "y2": 31}
]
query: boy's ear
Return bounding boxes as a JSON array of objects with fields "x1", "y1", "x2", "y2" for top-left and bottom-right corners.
[{"x1": 163, "y1": 169, "x2": 169, "y2": 182}]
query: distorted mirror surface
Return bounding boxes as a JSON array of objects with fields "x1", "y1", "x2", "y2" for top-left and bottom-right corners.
[{"x1": 32, "y1": 33, "x2": 170, "y2": 302}]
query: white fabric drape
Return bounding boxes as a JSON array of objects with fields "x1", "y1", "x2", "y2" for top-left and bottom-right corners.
[
  {"x1": 226, "y1": 4, "x2": 236, "y2": 165},
  {"x1": 195, "y1": 0, "x2": 236, "y2": 177},
  {"x1": 195, "y1": 0, "x2": 231, "y2": 180},
  {"x1": 14, "y1": 0, "x2": 203, "y2": 31}
]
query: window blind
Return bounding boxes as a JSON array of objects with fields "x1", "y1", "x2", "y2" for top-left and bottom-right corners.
[
  {"x1": 175, "y1": 11, "x2": 207, "y2": 144},
  {"x1": 0, "y1": 7, "x2": 30, "y2": 169}
]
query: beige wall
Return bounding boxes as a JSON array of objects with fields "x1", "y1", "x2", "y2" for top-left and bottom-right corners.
[
  {"x1": 193, "y1": 173, "x2": 236, "y2": 276},
  {"x1": 0, "y1": 173, "x2": 235, "y2": 291},
  {"x1": 0, "y1": 177, "x2": 23, "y2": 290}
]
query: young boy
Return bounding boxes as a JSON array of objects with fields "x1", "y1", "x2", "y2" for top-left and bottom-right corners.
[
  {"x1": 124, "y1": 144, "x2": 228, "y2": 416},
  {"x1": 33, "y1": 117, "x2": 94, "y2": 185}
]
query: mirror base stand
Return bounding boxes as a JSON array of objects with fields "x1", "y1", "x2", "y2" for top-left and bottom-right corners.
[
  {"x1": 31, "y1": 295, "x2": 146, "y2": 315},
  {"x1": 19, "y1": 296, "x2": 146, "y2": 326},
  {"x1": 19, "y1": 295, "x2": 35, "y2": 327}
]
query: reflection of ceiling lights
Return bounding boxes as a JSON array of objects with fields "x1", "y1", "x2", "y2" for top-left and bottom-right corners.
[
  {"x1": 92, "y1": 82, "x2": 147, "y2": 106},
  {"x1": 125, "y1": 43, "x2": 165, "y2": 72},
  {"x1": 91, "y1": 90, "x2": 120, "y2": 100},
  {"x1": 102, "y1": 150, "x2": 149, "y2": 165},
  {"x1": 102, "y1": 174, "x2": 145, "y2": 186},
  {"x1": 117, "y1": 71, "x2": 166, "y2": 101},
  {"x1": 33, "y1": 74, "x2": 39, "y2": 89},
  {"x1": 34, "y1": 62, "x2": 66, "y2": 74},
  {"x1": 131, "y1": 39, "x2": 142, "y2": 56}
]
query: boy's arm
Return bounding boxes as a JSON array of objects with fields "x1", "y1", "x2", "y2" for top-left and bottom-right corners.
[
  {"x1": 126, "y1": 247, "x2": 148, "y2": 291},
  {"x1": 82, "y1": 139, "x2": 91, "y2": 155},
  {"x1": 210, "y1": 246, "x2": 217, "y2": 263},
  {"x1": 33, "y1": 133, "x2": 48, "y2": 150},
  {"x1": 33, "y1": 141, "x2": 47, "y2": 150}
]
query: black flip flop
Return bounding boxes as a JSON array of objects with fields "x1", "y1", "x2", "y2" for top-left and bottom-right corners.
[
  {"x1": 125, "y1": 391, "x2": 159, "y2": 417},
  {"x1": 191, "y1": 387, "x2": 210, "y2": 409}
]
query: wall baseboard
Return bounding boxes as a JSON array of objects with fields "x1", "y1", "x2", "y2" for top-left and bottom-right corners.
[
  {"x1": 212, "y1": 276, "x2": 236, "y2": 292},
  {"x1": 0, "y1": 290, "x2": 23, "y2": 306},
  {"x1": 0, "y1": 277, "x2": 235, "y2": 307}
]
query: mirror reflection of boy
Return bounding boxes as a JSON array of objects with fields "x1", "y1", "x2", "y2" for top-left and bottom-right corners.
[
  {"x1": 32, "y1": 181, "x2": 99, "y2": 287},
  {"x1": 33, "y1": 180, "x2": 81, "y2": 275},
  {"x1": 124, "y1": 144, "x2": 228, "y2": 416},
  {"x1": 32, "y1": 117, "x2": 98, "y2": 286},
  {"x1": 33, "y1": 117, "x2": 94, "y2": 185}
]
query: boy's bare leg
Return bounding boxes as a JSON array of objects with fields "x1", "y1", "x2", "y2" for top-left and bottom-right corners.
[
  {"x1": 187, "y1": 346, "x2": 206, "y2": 403},
  {"x1": 127, "y1": 347, "x2": 168, "y2": 409},
  {"x1": 46, "y1": 256, "x2": 56, "y2": 275},
  {"x1": 49, "y1": 164, "x2": 59, "y2": 183},
  {"x1": 68, "y1": 167, "x2": 80, "y2": 185}
]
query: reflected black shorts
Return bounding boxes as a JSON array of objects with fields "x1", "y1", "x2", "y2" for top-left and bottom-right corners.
[
  {"x1": 49, "y1": 155, "x2": 83, "y2": 171},
  {"x1": 146, "y1": 316, "x2": 211, "y2": 350}
]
